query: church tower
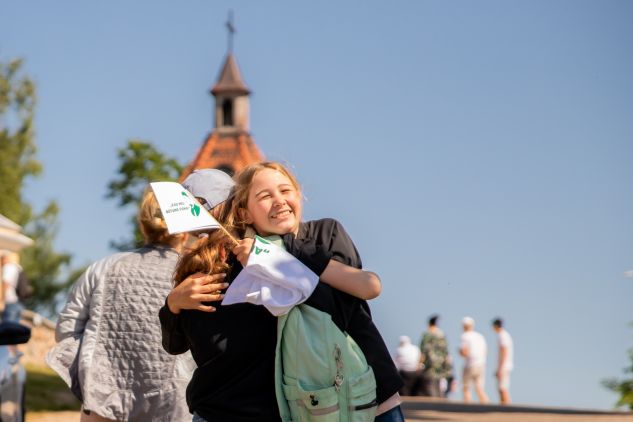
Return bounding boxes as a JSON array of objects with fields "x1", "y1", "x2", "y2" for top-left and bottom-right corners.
[{"x1": 180, "y1": 14, "x2": 264, "y2": 179}]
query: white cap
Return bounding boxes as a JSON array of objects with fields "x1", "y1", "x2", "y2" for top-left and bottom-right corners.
[
  {"x1": 182, "y1": 169, "x2": 234, "y2": 211},
  {"x1": 462, "y1": 316, "x2": 475, "y2": 327},
  {"x1": 399, "y1": 335, "x2": 411, "y2": 344}
]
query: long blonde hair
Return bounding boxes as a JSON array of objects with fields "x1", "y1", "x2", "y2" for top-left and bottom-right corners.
[{"x1": 137, "y1": 188, "x2": 184, "y2": 248}]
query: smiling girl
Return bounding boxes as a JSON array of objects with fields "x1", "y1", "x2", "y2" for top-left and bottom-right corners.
[
  {"x1": 230, "y1": 162, "x2": 404, "y2": 422},
  {"x1": 160, "y1": 162, "x2": 403, "y2": 422}
]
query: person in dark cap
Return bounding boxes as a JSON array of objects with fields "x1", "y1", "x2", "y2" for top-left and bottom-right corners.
[
  {"x1": 492, "y1": 317, "x2": 514, "y2": 404},
  {"x1": 419, "y1": 314, "x2": 453, "y2": 397},
  {"x1": 163, "y1": 169, "x2": 235, "y2": 314}
]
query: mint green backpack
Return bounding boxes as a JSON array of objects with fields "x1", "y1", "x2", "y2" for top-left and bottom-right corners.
[{"x1": 274, "y1": 304, "x2": 378, "y2": 421}]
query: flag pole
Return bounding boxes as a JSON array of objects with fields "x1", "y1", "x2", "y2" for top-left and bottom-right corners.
[{"x1": 217, "y1": 223, "x2": 240, "y2": 246}]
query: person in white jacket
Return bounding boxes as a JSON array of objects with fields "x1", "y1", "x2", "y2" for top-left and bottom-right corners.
[{"x1": 48, "y1": 188, "x2": 196, "y2": 422}]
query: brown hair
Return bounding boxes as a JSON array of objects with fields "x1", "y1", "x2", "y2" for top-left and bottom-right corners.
[
  {"x1": 137, "y1": 188, "x2": 184, "y2": 248},
  {"x1": 173, "y1": 198, "x2": 235, "y2": 285}
]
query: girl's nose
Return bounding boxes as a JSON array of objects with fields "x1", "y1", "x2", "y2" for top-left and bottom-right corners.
[{"x1": 272, "y1": 194, "x2": 286, "y2": 206}]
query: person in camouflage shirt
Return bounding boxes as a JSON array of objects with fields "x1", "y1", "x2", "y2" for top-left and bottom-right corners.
[{"x1": 420, "y1": 314, "x2": 453, "y2": 397}]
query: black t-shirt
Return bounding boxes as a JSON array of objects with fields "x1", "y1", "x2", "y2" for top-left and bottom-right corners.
[
  {"x1": 293, "y1": 218, "x2": 403, "y2": 404},
  {"x1": 158, "y1": 218, "x2": 402, "y2": 420},
  {"x1": 159, "y1": 259, "x2": 280, "y2": 422}
]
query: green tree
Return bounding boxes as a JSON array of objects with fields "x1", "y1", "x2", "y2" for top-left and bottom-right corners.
[
  {"x1": 0, "y1": 57, "x2": 74, "y2": 316},
  {"x1": 106, "y1": 140, "x2": 183, "y2": 250},
  {"x1": 603, "y1": 325, "x2": 633, "y2": 410},
  {"x1": 0, "y1": 58, "x2": 40, "y2": 223}
]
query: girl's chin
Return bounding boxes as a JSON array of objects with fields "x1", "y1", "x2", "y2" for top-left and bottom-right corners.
[{"x1": 261, "y1": 221, "x2": 296, "y2": 236}]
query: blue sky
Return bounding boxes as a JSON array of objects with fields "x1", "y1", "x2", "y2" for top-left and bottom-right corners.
[{"x1": 3, "y1": 0, "x2": 632, "y2": 411}]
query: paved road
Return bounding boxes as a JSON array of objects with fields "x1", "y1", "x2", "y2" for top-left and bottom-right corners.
[{"x1": 25, "y1": 399, "x2": 633, "y2": 422}]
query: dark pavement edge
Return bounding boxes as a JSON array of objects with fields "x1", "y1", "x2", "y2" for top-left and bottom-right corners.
[{"x1": 400, "y1": 397, "x2": 632, "y2": 416}]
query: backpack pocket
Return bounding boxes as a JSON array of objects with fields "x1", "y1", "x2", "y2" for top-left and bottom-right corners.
[
  {"x1": 282, "y1": 378, "x2": 340, "y2": 422},
  {"x1": 347, "y1": 366, "x2": 377, "y2": 421}
]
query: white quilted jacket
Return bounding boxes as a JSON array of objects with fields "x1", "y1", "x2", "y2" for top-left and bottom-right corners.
[{"x1": 47, "y1": 245, "x2": 195, "y2": 422}]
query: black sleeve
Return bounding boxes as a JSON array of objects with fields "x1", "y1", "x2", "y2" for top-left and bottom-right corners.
[
  {"x1": 324, "y1": 219, "x2": 363, "y2": 269},
  {"x1": 346, "y1": 303, "x2": 403, "y2": 404},
  {"x1": 282, "y1": 233, "x2": 333, "y2": 276},
  {"x1": 311, "y1": 219, "x2": 402, "y2": 402},
  {"x1": 158, "y1": 298, "x2": 190, "y2": 355}
]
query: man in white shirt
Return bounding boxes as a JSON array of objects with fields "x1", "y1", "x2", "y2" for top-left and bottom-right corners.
[
  {"x1": 393, "y1": 335, "x2": 422, "y2": 396},
  {"x1": 459, "y1": 316, "x2": 489, "y2": 403},
  {"x1": 492, "y1": 318, "x2": 514, "y2": 404}
]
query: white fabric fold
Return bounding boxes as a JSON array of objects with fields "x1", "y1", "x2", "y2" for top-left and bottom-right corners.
[{"x1": 222, "y1": 236, "x2": 319, "y2": 316}]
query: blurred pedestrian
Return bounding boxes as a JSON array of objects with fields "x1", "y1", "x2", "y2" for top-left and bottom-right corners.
[
  {"x1": 393, "y1": 335, "x2": 422, "y2": 396},
  {"x1": 492, "y1": 317, "x2": 514, "y2": 404},
  {"x1": 419, "y1": 314, "x2": 452, "y2": 397},
  {"x1": 1, "y1": 252, "x2": 25, "y2": 322},
  {"x1": 48, "y1": 188, "x2": 195, "y2": 422},
  {"x1": 459, "y1": 316, "x2": 489, "y2": 403}
]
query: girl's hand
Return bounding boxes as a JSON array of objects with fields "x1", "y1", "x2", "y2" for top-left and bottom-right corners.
[
  {"x1": 232, "y1": 238, "x2": 255, "y2": 266},
  {"x1": 167, "y1": 272, "x2": 228, "y2": 314}
]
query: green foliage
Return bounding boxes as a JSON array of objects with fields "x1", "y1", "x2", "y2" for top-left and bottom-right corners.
[
  {"x1": 0, "y1": 58, "x2": 41, "y2": 226},
  {"x1": 20, "y1": 203, "x2": 78, "y2": 316},
  {"x1": 25, "y1": 364, "x2": 81, "y2": 411},
  {"x1": 106, "y1": 139, "x2": 183, "y2": 250},
  {"x1": 0, "y1": 57, "x2": 75, "y2": 316},
  {"x1": 603, "y1": 324, "x2": 633, "y2": 410}
]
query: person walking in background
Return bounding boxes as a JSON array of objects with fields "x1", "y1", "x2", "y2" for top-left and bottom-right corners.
[
  {"x1": 459, "y1": 316, "x2": 489, "y2": 404},
  {"x1": 393, "y1": 335, "x2": 422, "y2": 396},
  {"x1": 492, "y1": 317, "x2": 514, "y2": 404},
  {"x1": 419, "y1": 314, "x2": 452, "y2": 398},
  {"x1": 1, "y1": 252, "x2": 25, "y2": 322},
  {"x1": 47, "y1": 189, "x2": 195, "y2": 422}
]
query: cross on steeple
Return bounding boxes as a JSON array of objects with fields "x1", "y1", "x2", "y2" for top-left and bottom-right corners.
[
  {"x1": 226, "y1": 10, "x2": 236, "y2": 53},
  {"x1": 180, "y1": 11, "x2": 263, "y2": 181}
]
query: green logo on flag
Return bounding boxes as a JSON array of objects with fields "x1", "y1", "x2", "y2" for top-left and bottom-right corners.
[
  {"x1": 254, "y1": 237, "x2": 270, "y2": 255},
  {"x1": 190, "y1": 204, "x2": 200, "y2": 216},
  {"x1": 182, "y1": 191, "x2": 201, "y2": 217},
  {"x1": 254, "y1": 246, "x2": 270, "y2": 255}
]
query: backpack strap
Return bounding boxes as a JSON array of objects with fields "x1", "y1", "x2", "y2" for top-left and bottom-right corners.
[{"x1": 275, "y1": 312, "x2": 293, "y2": 422}]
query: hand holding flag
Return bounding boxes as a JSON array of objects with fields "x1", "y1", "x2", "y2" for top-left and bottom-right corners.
[{"x1": 223, "y1": 236, "x2": 319, "y2": 316}]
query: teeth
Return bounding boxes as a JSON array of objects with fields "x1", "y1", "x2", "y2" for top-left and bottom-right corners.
[{"x1": 272, "y1": 210, "x2": 291, "y2": 219}]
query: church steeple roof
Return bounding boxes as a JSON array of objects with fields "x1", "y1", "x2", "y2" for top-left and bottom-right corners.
[
  {"x1": 180, "y1": 12, "x2": 262, "y2": 181},
  {"x1": 211, "y1": 53, "x2": 250, "y2": 96}
]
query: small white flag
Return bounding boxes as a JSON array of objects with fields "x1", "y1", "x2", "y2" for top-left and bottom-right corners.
[
  {"x1": 223, "y1": 236, "x2": 319, "y2": 316},
  {"x1": 150, "y1": 182, "x2": 221, "y2": 234}
]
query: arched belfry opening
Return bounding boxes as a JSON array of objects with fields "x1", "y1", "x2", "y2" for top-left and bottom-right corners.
[{"x1": 222, "y1": 98, "x2": 234, "y2": 127}]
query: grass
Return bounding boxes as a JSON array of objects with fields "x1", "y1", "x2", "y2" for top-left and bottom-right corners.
[{"x1": 24, "y1": 364, "x2": 81, "y2": 412}]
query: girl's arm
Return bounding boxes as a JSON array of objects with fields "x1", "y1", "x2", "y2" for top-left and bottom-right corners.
[
  {"x1": 235, "y1": 235, "x2": 382, "y2": 300},
  {"x1": 320, "y1": 259, "x2": 381, "y2": 300},
  {"x1": 166, "y1": 272, "x2": 227, "y2": 314},
  {"x1": 158, "y1": 300, "x2": 190, "y2": 355},
  {"x1": 284, "y1": 234, "x2": 382, "y2": 300},
  {"x1": 159, "y1": 272, "x2": 227, "y2": 355}
]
